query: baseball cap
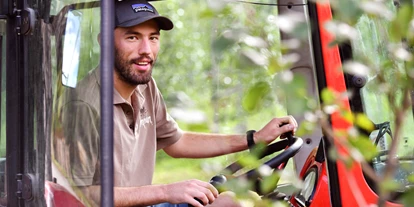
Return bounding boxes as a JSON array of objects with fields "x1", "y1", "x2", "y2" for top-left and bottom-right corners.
[{"x1": 115, "y1": 0, "x2": 174, "y2": 30}]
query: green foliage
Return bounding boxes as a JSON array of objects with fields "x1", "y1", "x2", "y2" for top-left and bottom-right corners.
[
  {"x1": 151, "y1": 3, "x2": 294, "y2": 197},
  {"x1": 47, "y1": 0, "x2": 414, "y2": 206},
  {"x1": 348, "y1": 135, "x2": 378, "y2": 161},
  {"x1": 354, "y1": 113, "x2": 375, "y2": 132},
  {"x1": 260, "y1": 173, "x2": 281, "y2": 195},
  {"x1": 401, "y1": 188, "x2": 414, "y2": 206},
  {"x1": 242, "y1": 82, "x2": 271, "y2": 113},
  {"x1": 389, "y1": 4, "x2": 413, "y2": 42}
]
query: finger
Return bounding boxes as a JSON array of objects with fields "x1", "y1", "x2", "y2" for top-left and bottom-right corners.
[
  {"x1": 193, "y1": 192, "x2": 209, "y2": 206},
  {"x1": 289, "y1": 115, "x2": 298, "y2": 127},
  {"x1": 281, "y1": 123, "x2": 295, "y2": 135},
  {"x1": 207, "y1": 183, "x2": 219, "y2": 198},
  {"x1": 202, "y1": 187, "x2": 216, "y2": 204},
  {"x1": 195, "y1": 181, "x2": 219, "y2": 198},
  {"x1": 288, "y1": 115, "x2": 298, "y2": 133},
  {"x1": 277, "y1": 116, "x2": 292, "y2": 126},
  {"x1": 187, "y1": 196, "x2": 204, "y2": 207},
  {"x1": 195, "y1": 184, "x2": 216, "y2": 205},
  {"x1": 194, "y1": 197, "x2": 205, "y2": 206}
]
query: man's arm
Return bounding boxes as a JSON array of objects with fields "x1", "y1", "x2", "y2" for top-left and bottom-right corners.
[
  {"x1": 164, "y1": 116, "x2": 297, "y2": 158},
  {"x1": 83, "y1": 179, "x2": 219, "y2": 207}
]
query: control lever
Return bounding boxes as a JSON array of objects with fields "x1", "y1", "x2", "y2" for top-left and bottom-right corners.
[{"x1": 210, "y1": 174, "x2": 227, "y2": 188}]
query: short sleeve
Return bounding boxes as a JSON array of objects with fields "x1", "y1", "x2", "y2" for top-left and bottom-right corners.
[
  {"x1": 61, "y1": 99, "x2": 101, "y2": 186},
  {"x1": 152, "y1": 84, "x2": 183, "y2": 150}
]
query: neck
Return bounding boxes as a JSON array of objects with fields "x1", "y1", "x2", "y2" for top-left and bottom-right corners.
[{"x1": 114, "y1": 73, "x2": 137, "y2": 102}]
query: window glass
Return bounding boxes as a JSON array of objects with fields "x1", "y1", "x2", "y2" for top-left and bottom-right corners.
[
  {"x1": 351, "y1": 2, "x2": 414, "y2": 189},
  {"x1": 49, "y1": 0, "x2": 292, "y2": 205},
  {"x1": 50, "y1": 2, "x2": 100, "y2": 205},
  {"x1": 152, "y1": 0, "x2": 289, "y2": 184}
]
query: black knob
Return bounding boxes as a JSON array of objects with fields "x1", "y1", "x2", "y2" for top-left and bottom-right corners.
[
  {"x1": 209, "y1": 174, "x2": 227, "y2": 188},
  {"x1": 352, "y1": 76, "x2": 367, "y2": 88}
]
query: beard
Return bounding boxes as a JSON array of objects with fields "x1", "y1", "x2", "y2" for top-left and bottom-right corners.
[{"x1": 114, "y1": 47, "x2": 154, "y2": 85}]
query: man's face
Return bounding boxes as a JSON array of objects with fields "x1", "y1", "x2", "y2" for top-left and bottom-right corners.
[{"x1": 114, "y1": 20, "x2": 160, "y2": 85}]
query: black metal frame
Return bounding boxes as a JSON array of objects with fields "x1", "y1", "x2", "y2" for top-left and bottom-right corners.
[
  {"x1": 2, "y1": 0, "x2": 116, "y2": 205},
  {"x1": 100, "y1": 0, "x2": 115, "y2": 206},
  {"x1": 6, "y1": 1, "x2": 26, "y2": 205},
  {"x1": 4, "y1": 0, "x2": 49, "y2": 205}
]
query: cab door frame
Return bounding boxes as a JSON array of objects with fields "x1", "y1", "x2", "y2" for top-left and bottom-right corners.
[{"x1": 4, "y1": 0, "x2": 47, "y2": 205}]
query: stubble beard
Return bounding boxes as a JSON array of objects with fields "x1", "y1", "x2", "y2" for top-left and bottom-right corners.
[{"x1": 114, "y1": 47, "x2": 154, "y2": 86}]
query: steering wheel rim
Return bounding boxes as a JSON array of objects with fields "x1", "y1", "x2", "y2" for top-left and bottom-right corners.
[
  {"x1": 244, "y1": 134, "x2": 303, "y2": 178},
  {"x1": 210, "y1": 134, "x2": 303, "y2": 194}
]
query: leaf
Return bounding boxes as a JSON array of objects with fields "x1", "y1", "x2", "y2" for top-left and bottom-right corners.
[
  {"x1": 321, "y1": 88, "x2": 336, "y2": 105},
  {"x1": 401, "y1": 188, "x2": 414, "y2": 207},
  {"x1": 243, "y1": 35, "x2": 268, "y2": 48},
  {"x1": 295, "y1": 120, "x2": 316, "y2": 137},
  {"x1": 348, "y1": 136, "x2": 378, "y2": 161},
  {"x1": 212, "y1": 35, "x2": 236, "y2": 54},
  {"x1": 354, "y1": 113, "x2": 374, "y2": 132},
  {"x1": 242, "y1": 82, "x2": 271, "y2": 113},
  {"x1": 341, "y1": 110, "x2": 354, "y2": 124},
  {"x1": 379, "y1": 178, "x2": 401, "y2": 192},
  {"x1": 389, "y1": 4, "x2": 413, "y2": 42},
  {"x1": 240, "y1": 48, "x2": 268, "y2": 66},
  {"x1": 328, "y1": 147, "x2": 339, "y2": 161},
  {"x1": 278, "y1": 74, "x2": 309, "y2": 114},
  {"x1": 199, "y1": 9, "x2": 216, "y2": 19},
  {"x1": 238, "y1": 154, "x2": 260, "y2": 169},
  {"x1": 331, "y1": 0, "x2": 363, "y2": 25},
  {"x1": 268, "y1": 56, "x2": 286, "y2": 75},
  {"x1": 408, "y1": 174, "x2": 414, "y2": 183},
  {"x1": 342, "y1": 61, "x2": 370, "y2": 77},
  {"x1": 260, "y1": 173, "x2": 281, "y2": 194}
]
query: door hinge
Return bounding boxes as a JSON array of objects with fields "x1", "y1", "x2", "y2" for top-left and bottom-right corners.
[
  {"x1": 14, "y1": 8, "x2": 35, "y2": 35},
  {"x1": 15, "y1": 173, "x2": 34, "y2": 200}
]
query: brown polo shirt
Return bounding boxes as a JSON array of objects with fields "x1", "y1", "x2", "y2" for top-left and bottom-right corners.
[{"x1": 60, "y1": 68, "x2": 182, "y2": 187}]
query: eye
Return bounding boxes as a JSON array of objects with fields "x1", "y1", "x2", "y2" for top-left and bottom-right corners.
[
  {"x1": 150, "y1": 36, "x2": 159, "y2": 42},
  {"x1": 126, "y1": 36, "x2": 138, "y2": 41}
]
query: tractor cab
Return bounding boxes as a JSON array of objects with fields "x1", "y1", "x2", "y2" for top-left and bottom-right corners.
[{"x1": 0, "y1": 0, "x2": 413, "y2": 206}]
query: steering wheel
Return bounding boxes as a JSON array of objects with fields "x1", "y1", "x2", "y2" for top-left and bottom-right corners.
[{"x1": 210, "y1": 133, "x2": 303, "y2": 195}]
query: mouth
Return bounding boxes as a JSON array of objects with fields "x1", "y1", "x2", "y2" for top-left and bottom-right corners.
[{"x1": 133, "y1": 60, "x2": 152, "y2": 71}]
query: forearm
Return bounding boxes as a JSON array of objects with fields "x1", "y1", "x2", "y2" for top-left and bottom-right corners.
[
  {"x1": 83, "y1": 179, "x2": 218, "y2": 207},
  {"x1": 114, "y1": 185, "x2": 166, "y2": 207},
  {"x1": 164, "y1": 132, "x2": 248, "y2": 158},
  {"x1": 85, "y1": 184, "x2": 166, "y2": 207},
  {"x1": 164, "y1": 116, "x2": 298, "y2": 159}
]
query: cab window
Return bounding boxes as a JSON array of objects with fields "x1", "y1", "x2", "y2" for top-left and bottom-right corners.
[{"x1": 350, "y1": 1, "x2": 414, "y2": 189}]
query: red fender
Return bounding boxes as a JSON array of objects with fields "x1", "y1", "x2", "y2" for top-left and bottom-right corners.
[{"x1": 44, "y1": 181, "x2": 85, "y2": 207}]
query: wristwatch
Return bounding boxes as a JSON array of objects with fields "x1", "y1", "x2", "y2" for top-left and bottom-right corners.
[{"x1": 246, "y1": 130, "x2": 256, "y2": 151}]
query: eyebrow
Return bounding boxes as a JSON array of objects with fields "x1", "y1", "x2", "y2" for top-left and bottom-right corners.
[{"x1": 124, "y1": 30, "x2": 160, "y2": 36}]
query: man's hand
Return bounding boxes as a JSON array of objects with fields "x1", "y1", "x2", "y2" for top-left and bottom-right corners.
[
  {"x1": 162, "y1": 179, "x2": 219, "y2": 207},
  {"x1": 254, "y1": 115, "x2": 298, "y2": 144}
]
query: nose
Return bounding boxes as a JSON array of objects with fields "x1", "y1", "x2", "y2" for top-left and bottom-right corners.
[{"x1": 138, "y1": 38, "x2": 151, "y2": 56}]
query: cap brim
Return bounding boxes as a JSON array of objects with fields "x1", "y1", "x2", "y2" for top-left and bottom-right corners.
[{"x1": 117, "y1": 15, "x2": 174, "y2": 31}]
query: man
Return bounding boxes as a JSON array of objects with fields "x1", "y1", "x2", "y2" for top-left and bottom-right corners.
[{"x1": 59, "y1": 0, "x2": 298, "y2": 206}]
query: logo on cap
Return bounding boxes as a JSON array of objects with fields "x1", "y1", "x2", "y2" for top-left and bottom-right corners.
[{"x1": 131, "y1": 4, "x2": 155, "y2": 13}]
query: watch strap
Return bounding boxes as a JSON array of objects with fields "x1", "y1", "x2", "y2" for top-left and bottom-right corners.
[{"x1": 246, "y1": 130, "x2": 256, "y2": 151}]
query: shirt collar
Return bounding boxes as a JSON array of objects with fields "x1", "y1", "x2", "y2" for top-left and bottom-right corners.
[{"x1": 113, "y1": 83, "x2": 148, "y2": 105}]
